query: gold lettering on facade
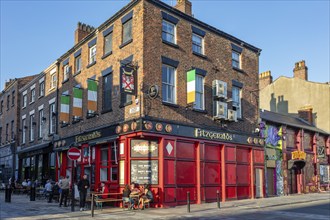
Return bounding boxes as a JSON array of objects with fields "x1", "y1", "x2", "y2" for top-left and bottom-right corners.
[
  {"x1": 194, "y1": 128, "x2": 233, "y2": 141},
  {"x1": 75, "y1": 131, "x2": 102, "y2": 143},
  {"x1": 291, "y1": 151, "x2": 306, "y2": 160}
]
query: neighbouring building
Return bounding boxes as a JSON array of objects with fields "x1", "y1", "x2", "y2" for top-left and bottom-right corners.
[
  {"x1": 52, "y1": 0, "x2": 264, "y2": 207},
  {"x1": 259, "y1": 60, "x2": 330, "y2": 133},
  {"x1": 260, "y1": 110, "x2": 330, "y2": 197},
  {"x1": 16, "y1": 62, "x2": 59, "y2": 184},
  {"x1": 0, "y1": 76, "x2": 36, "y2": 183}
]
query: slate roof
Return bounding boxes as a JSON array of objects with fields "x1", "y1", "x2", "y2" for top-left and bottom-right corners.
[{"x1": 260, "y1": 109, "x2": 329, "y2": 135}]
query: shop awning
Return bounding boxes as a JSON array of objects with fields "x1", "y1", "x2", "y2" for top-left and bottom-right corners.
[
  {"x1": 288, "y1": 159, "x2": 306, "y2": 170},
  {"x1": 18, "y1": 141, "x2": 52, "y2": 158}
]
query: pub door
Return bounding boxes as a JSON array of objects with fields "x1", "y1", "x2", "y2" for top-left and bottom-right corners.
[{"x1": 266, "y1": 168, "x2": 275, "y2": 196}]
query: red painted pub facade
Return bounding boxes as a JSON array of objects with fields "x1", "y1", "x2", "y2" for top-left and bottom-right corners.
[{"x1": 54, "y1": 118, "x2": 265, "y2": 207}]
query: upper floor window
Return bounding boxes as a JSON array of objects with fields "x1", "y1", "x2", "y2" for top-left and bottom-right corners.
[
  {"x1": 10, "y1": 120, "x2": 14, "y2": 140},
  {"x1": 5, "y1": 123, "x2": 9, "y2": 142},
  {"x1": 89, "y1": 45, "x2": 97, "y2": 64},
  {"x1": 75, "y1": 55, "x2": 82, "y2": 73},
  {"x1": 39, "y1": 81, "x2": 45, "y2": 97},
  {"x1": 63, "y1": 64, "x2": 70, "y2": 81},
  {"x1": 50, "y1": 72, "x2": 57, "y2": 89},
  {"x1": 232, "y1": 86, "x2": 242, "y2": 118},
  {"x1": 104, "y1": 32, "x2": 113, "y2": 55},
  {"x1": 30, "y1": 114, "x2": 35, "y2": 141},
  {"x1": 22, "y1": 118, "x2": 26, "y2": 144},
  {"x1": 192, "y1": 34, "x2": 204, "y2": 55},
  {"x1": 232, "y1": 51, "x2": 240, "y2": 69},
  {"x1": 0, "y1": 127, "x2": 2, "y2": 144},
  {"x1": 122, "y1": 19, "x2": 132, "y2": 44},
  {"x1": 231, "y1": 44, "x2": 243, "y2": 69},
  {"x1": 22, "y1": 94, "x2": 27, "y2": 108},
  {"x1": 12, "y1": 91, "x2": 15, "y2": 106},
  {"x1": 162, "y1": 64, "x2": 176, "y2": 104},
  {"x1": 162, "y1": 20, "x2": 176, "y2": 44},
  {"x1": 7, "y1": 95, "x2": 10, "y2": 110},
  {"x1": 194, "y1": 75, "x2": 204, "y2": 110},
  {"x1": 30, "y1": 89, "x2": 36, "y2": 103},
  {"x1": 161, "y1": 12, "x2": 179, "y2": 45},
  {"x1": 102, "y1": 73, "x2": 112, "y2": 112},
  {"x1": 121, "y1": 11, "x2": 133, "y2": 46},
  {"x1": 38, "y1": 109, "x2": 44, "y2": 138},
  {"x1": 49, "y1": 103, "x2": 56, "y2": 134}
]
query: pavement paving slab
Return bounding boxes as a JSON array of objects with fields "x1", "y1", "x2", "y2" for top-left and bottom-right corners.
[{"x1": 0, "y1": 192, "x2": 329, "y2": 220}]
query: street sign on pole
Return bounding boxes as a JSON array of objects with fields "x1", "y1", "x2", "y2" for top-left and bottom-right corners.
[{"x1": 68, "y1": 147, "x2": 81, "y2": 161}]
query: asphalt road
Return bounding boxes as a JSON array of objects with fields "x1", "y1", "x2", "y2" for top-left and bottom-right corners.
[{"x1": 184, "y1": 200, "x2": 330, "y2": 220}]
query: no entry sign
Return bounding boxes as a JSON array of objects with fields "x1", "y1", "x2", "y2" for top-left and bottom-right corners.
[{"x1": 68, "y1": 147, "x2": 81, "y2": 160}]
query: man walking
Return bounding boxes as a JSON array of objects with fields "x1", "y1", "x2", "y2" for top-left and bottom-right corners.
[
  {"x1": 59, "y1": 176, "x2": 70, "y2": 207},
  {"x1": 45, "y1": 180, "x2": 53, "y2": 203},
  {"x1": 78, "y1": 174, "x2": 90, "y2": 211}
]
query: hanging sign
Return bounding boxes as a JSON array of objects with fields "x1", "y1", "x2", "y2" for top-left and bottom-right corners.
[{"x1": 120, "y1": 65, "x2": 136, "y2": 95}]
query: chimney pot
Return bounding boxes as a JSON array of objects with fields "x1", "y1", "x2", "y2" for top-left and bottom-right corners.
[
  {"x1": 175, "y1": 0, "x2": 192, "y2": 16},
  {"x1": 293, "y1": 60, "x2": 308, "y2": 81},
  {"x1": 74, "y1": 22, "x2": 95, "y2": 45},
  {"x1": 259, "y1": 70, "x2": 273, "y2": 90}
]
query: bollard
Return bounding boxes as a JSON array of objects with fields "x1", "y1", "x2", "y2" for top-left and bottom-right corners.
[
  {"x1": 8, "y1": 185, "x2": 12, "y2": 203},
  {"x1": 187, "y1": 191, "x2": 190, "y2": 213},
  {"x1": 91, "y1": 194, "x2": 95, "y2": 217},
  {"x1": 216, "y1": 190, "x2": 220, "y2": 209},
  {"x1": 30, "y1": 184, "x2": 36, "y2": 201},
  {"x1": 71, "y1": 186, "x2": 75, "y2": 212},
  {"x1": 5, "y1": 184, "x2": 9, "y2": 202}
]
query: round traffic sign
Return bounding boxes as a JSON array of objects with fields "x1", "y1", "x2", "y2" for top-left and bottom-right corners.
[{"x1": 68, "y1": 147, "x2": 81, "y2": 160}]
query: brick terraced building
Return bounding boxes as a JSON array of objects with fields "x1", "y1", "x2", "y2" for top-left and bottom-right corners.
[{"x1": 52, "y1": 0, "x2": 264, "y2": 207}]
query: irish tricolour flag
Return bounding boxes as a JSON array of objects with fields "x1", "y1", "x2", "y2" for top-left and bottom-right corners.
[
  {"x1": 187, "y1": 69, "x2": 196, "y2": 104},
  {"x1": 73, "y1": 87, "x2": 83, "y2": 117},
  {"x1": 87, "y1": 79, "x2": 98, "y2": 112},
  {"x1": 60, "y1": 94, "x2": 70, "y2": 122}
]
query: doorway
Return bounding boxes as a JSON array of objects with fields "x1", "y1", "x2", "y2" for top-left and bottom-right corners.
[
  {"x1": 267, "y1": 168, "x2": 275, "y2": 196},
  {"x1": 255, "y1": 168, "x2": 264, "y2": 198}
]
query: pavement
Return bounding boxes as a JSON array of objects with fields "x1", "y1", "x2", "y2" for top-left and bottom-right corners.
[{"x1": 0, "y1": 191, "x2": 329, "y2": 220}]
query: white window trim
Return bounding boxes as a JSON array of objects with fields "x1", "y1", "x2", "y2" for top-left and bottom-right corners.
[
  {"x1": 39, "y1": 77, "x2": 45, "y2": 83},
  {"x1": 30, "y1": 84, "x2": 36, "y2": 90},
  {"x1": 192, "y1": 33, "x2": 204, "y2": 55},
  {"x1": 29, "y1": 110, "x2": 35, "y2": 115},
  {"x1": 89, "y1": 45, "x2": 97, "y2": 64},
  {"x1": 194, "y1": 75, "x2": 205, "y2": 110},
  {"x1": 23, "y1": 90, "x2": 27, "y2": 95},
  {"x1": 162, "y1": 64, "x2": 177, "y2": 104},
  {"x1": 162, "y1": 20, "x2": 176, "y2": 44},
  {"x1": 49, "y1": 97, "x2": 56, "y2": 104}
]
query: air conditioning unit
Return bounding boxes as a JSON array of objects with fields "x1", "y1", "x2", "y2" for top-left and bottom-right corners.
[
  {"x1": 213, "y1": 101, "x2": 228, "y2": 120},
  {"x1": 212, "y1": 80, "x2": 227, "y2": 99},
  {"x1": 227, "y1": 109, "x2": 237, "y2": 122}
]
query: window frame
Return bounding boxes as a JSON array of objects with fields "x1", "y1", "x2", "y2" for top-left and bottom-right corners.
[
  {"x1": 50, "y1": 73, "x2": 57, "y2": 89},
  {"x1": 194, "y1": 74, "x2": 205, "y2": 110},
  {"x1": 104, "y1": 32, "x2": 113, "y2": 55},
  {"x1": 12, "y1": 91, "x2": 15, "y2": 106},
  {"x1": 162, "y1": 64, "x2": 177, "y2": 104},
  {"x1": 122, "y1": 18, "x2": 132, "y2": 44},
  {"x1": 89, "y1": 45, "x2": 97, "y2": 64},
  {"x1": 7, "y1": 95, "x2": 10, "y2": 110},
  {"x1": 49, "y1": 103, "x2": 56, "y2": 134},
  {"x1": 10, "y1": 120, "x2": 14, "y2": 140},
  {"x1": 232, "y1": 86, "x2": 242, "y2": 118},
  {"x1": 30, "y1": 114, "x2": 35, "y2": 141},
  {"x1": 232, "y1": 50, "x2": 241, "y2": 69},
  {"x1": 22, "y1": 94, "x2": 27, "y2": 108},
  {"x1": 162, "y1": 20, "x2": 176, "y2": 44},
  {"x1": 192, "y1": 33, "x2": 204, "y2": 55},
  {"x1": 0, "y1": 100, "x2": 3, "y2": 113},
  {"x1": 63, "y1": 64, "x2": 70, "y2": 81},
  {"x1": 31, "y1": 89, "x2": 36, "y2": 103},
  {"x1": 75, "y1": 55, "x2": 82, "y2": 73},
  {"x1": 39, "y1": 81, "x2": 45, "y2": 97},
  {"x1": 22, "y1": 118, "x2": 26, "y2": 144},
  {"x1": 38, "y1": 109, "x2": 44, "y2": 139},
  {"x1": 102, "y1": 73, "x2": 113, "y2": 112}
]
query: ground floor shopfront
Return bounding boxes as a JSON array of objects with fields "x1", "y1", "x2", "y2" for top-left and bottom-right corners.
[
  {"x1": 54, "y1": 118, "x2": 265, "y2": 207},
  {"x1": 0, "y1": 142, "x2": 16, "y2": 183},
  {"x1": 17, "y1": 142, "x2": 56, "y2": 184}
]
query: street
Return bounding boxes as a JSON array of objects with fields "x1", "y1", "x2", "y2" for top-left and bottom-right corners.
[{"x1": 0, "y1": 192, "x2": 329, "y2": 219}]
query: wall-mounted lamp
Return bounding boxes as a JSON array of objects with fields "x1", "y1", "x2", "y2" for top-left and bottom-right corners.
[{"x1": 42, "y1": 117, "x2": 47, "y2": 122}]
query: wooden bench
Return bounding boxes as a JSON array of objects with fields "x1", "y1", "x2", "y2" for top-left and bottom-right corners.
[{"x1": 91, "y1": 192, "x2": 123, "y2": 217}]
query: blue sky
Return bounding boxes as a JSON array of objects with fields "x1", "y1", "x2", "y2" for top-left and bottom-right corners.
[{"x1": 1, "y1": 0, "x2": 329, "y2": 91}]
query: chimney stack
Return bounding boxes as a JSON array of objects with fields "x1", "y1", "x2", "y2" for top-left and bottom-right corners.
[
  {"x1": 175, "y1": 0, "x2": 192, "y2": 16},
  {"x1": 74, "y1": 22, "x2": 95, "y2": 45},
  {"x1": 298, "y1": 106, "x2": 313, "y2": 125},
  {"x1": 293, "y1": 60, "x2": 308, "y2": 81},
  {"x1": 259, "y1": 71, "x2": 273, "y2": 90}
]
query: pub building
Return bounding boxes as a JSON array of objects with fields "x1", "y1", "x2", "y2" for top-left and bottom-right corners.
[
  {"x1": 53, "y1": 0, "x2": 264, "y2": 207},
  {"x1": 260, "y1": 110, "x2": 330, "y2": 197}
]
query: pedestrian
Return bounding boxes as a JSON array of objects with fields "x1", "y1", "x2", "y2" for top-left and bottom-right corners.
[
  {"x1": 45, "y1": 180, "x2": 53, "y2": 203},
  {"x1": 59, "y1": 176, "x2": 70, "y2": 207},
  {"x1": 78, "y1": 174, "x2": 90, "y2": 211}
]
